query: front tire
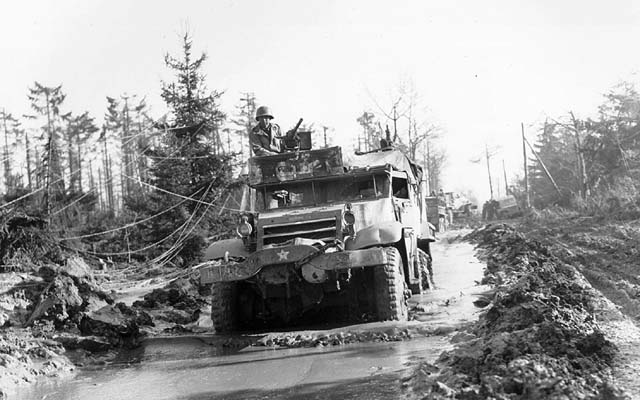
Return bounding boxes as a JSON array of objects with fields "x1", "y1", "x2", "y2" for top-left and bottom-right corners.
[
  {"x1": 374, "y1": 247, "x2": 408, "y2": 321},
  {"x1": 419, "y1": 249, "x2": 435, "y2": 290},
  {"x1": 211, "y1": 282, "x2": 237, "y2": 333}
]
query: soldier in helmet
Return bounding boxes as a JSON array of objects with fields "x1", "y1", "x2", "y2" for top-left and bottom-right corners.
[{"x1": 250, "y1": 106, "x2": 284, "y2": 156}]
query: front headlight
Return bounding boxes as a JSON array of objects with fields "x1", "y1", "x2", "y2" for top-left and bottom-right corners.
[
  {"x1": 342, "y1": 203, "x2": 356, "y2": 237},
  {"x1": 343, "y1": 210, "x2": 355, "y2": 225},
  {"x1": 236, "y1": 215, "x2": 253, "y2": 237}
]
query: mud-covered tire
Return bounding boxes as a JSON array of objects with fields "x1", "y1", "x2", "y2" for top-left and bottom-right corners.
[
  {"x1": 211, "y1": 282, "x2": 236, "y2": 333},
  {"x1": 410, "y1": 249, "x2": 434, "y2": 294},
  {"x1": 374, "y1": 247, "x2": 408, "y2": 321},
  {"x1": 418, "y1": 249, "x2": 435, "y2": 290}
]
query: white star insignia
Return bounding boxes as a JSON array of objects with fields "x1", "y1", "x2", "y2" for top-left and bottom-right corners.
[{"x1": 277, "y1": 249, "x2": 290, "y2": 261}]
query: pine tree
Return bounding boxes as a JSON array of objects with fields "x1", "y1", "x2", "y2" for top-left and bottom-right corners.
[
  {"x1": 28, "y1": 82, "x2": 66, "y2": 216},
  {"x1": 136, "y1": 32, "x2": 233, "y2": 265}
]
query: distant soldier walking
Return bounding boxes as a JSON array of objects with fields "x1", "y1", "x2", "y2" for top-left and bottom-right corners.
[{"x1": 250, "y1": 106, "x2": 283, "y2": 156}]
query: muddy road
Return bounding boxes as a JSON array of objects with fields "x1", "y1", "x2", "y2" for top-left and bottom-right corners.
[{"x1": 15, "y1": 232, "x2": 487, "y2": 400}]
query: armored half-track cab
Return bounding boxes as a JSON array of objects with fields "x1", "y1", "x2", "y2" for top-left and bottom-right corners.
[{"x1": 200, "y1": 139, "x2": 435, "y2": 332}]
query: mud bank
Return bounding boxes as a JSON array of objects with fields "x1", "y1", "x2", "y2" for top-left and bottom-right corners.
[
  {"x1": 0, "y1": 259, "x2": 154, "y2": 397},
  {"x1": 403, "y1": 224, "x2": 628, "y2": 399}
]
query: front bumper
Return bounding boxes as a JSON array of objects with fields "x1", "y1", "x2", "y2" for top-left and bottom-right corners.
[{"x1": 199, "y1": 244, "x2": 388, "y2": 284}]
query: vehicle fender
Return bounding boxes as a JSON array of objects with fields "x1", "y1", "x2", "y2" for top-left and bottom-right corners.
[
  {"x1": 203, "y1": 238, "x2": 250, "y2": 261},
  {"x1": 345, "y1": 220, "x2": 403, "y2": 250}
]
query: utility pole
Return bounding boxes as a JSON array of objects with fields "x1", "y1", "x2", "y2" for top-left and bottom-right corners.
[
  {"x1": 521, "y1": 122, "x2": 530, "y2": 208},
  {"x1": 392, "y1": 105, "x2": 398, "y2": 141},
  {"x1": 485, "y1": 143, "x2": 494, "y2": 199},
  {"x1": 502, "y1": 159, "x2": 508, "y2": 195},
  {"x1": 322, "y1": 126, "x2": 328, "y2": 148}
]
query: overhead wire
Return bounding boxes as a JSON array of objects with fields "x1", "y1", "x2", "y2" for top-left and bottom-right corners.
[
  {"x1": 5, "y1": 119, "x2": 236, "y2": 262},
  {"x1": 59, "y1": 191, "x2": 193, "y2": 240},
  {"x1": 71, "y1": 124, "x2": 232, "y2": 260},
  {"x1": 151, "y1": 178, "x2": 215, "y2": 259},
  {"x1": 150, "y1": 179, "x2": 219, "y2": 267},
  {"x1": 62, "y1": 215, "x2": 194, "y2": 257}
]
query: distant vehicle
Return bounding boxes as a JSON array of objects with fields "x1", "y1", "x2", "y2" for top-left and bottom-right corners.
[
  {"x1": 199, "y1": 132, "x2": 436, "y2": 332},
  {"x1": 494, "y1": 195, "x2": 522, "y2": 219},
  {"x1": 450, "y1": 193, "x2": 476, "y2": 217},
  {"x1": 425, "y1": 196, "x2": 447, "y2": 232}
]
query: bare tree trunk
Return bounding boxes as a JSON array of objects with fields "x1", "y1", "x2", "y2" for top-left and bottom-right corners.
[
  {"x1": 25, "y1": 130, "x2": 33, "y2": 190},
  {"x1": 521, "y1": 123, "x2": 530, "y2": 208},
  {"x1": 1, "y1": 111, "x2": 12, "y2": 193},
  {"x1": 136, "y1": 118, "x2": 148, "y2": 191},
  {"x1": 44, "y1": 90, "x2": 53, "y2": 216},
  {"x1": 98, "y1": 167, "x2": 104, "y2": 211},
  {"x1": 107, "y1": 153, "x2": 115, "y2": 211},
  {"x1": 569, "y1": 112, "x2": 590, "y2": 198},
  {"x1": 88, "y1": 158, "x2": 94, "y2": 194},
  {"x1": 66, "y1": 122, "x2": 75, "y2": 192},
  {"x1": 76, "y1": 138, "x2": 83, "y2": 192},
  {"x1": 121, "y1": 95, "x2": 131, "y2": 200},
  {"x1": 102, "y1": 133, "x2": 114, "y2": 210}
]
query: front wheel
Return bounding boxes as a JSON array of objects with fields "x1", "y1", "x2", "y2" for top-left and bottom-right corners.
[
  {"x1": 211, "y1": 282, "x2": 237, "y2": 333},
  {"x1": 418, "y1": 249, "x2": 435, "y2": 290},
  {"x1": 373, "y1": 247, "x2": 408, "y2": 321}
]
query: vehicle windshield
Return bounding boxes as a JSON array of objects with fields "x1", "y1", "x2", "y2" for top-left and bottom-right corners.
[{"x1": 256, "y1": 174, "x2": 389, "y2": 211}]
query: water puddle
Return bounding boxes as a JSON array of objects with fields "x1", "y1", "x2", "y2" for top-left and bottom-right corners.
[{"x1": 16, "y1": 335, "x2": 448, "y2": 400}]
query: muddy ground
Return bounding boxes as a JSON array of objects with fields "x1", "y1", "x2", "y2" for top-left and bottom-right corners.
[
  {"x1": 14, "y1": 236, "x2": 487, "y2": 399},
  {"x1": 2, "y1": 215, "x2": 640, "y2": 399}
]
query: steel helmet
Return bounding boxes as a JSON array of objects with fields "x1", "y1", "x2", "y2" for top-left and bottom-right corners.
[{"x1": 255, "y1": 106, "x2": 273, "y2": 121}]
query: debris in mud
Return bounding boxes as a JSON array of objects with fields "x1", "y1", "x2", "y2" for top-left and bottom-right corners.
[
  {"x1": 0, "y1": 251, "x2": 156, "y2": 393},
  {"x1": 404, "y1": 224, "x2": 628, "y2": 399},
  {"x1": 131, "y1": 276, "x2": 207, "y2": 329},
  {"x1": 254, "y1": 327, "x2": 414, "y2": 348}
]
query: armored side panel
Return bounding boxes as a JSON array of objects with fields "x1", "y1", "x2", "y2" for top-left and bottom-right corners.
[{"x1": 248, "y1": 146, "x2": 344, "y2": 185}]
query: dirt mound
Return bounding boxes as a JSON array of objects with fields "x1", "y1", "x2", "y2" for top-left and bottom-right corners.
[
  {"x1": 404, "y1": 224, "x2": 627, "y2": 399},
  {"x1": 19, "y1": 258, "x2": 150, "y2": 349},
  {"x1": 0, "y1": 255, "x2": 155, "y2": 395}
]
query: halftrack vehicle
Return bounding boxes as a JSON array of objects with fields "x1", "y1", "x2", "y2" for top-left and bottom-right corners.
[{"x1": 200, "y1": 136, "x2": 436, "y2": 332}]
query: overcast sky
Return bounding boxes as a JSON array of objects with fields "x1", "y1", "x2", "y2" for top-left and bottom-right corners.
[{"x1": 2, "y1": 0, "x2": 640, "y2": 201}]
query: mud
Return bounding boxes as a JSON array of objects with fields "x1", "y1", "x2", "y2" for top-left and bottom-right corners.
[
  {"x1": 403, "y1": 224, "x2": 627, "y2": 399},
  {"x1": 0, "y1": 256, "x2": 156, "y2": 396},
  {"x1": 12, "y1": 234, "x2": 488, "y2": 400}
]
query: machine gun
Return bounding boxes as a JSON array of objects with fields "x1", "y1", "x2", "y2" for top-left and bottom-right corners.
[{"x1": 282, "y1": 118, "x2": 304, "y2": 151}]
